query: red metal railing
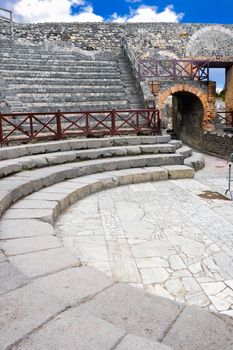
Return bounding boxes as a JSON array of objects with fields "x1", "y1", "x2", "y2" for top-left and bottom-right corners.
[
  {"x1": 139, "y1": 59, "x2": 209, "y2": 81},
  {"x1": 0, "y1": 109, "x2": 161, "y2": 145}
]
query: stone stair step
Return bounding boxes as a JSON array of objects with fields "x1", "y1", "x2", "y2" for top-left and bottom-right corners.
[
  {"x1": 0, "y1": 64, "x2": 119, "y2": 73},
  {"x1": 0, "y1": 154, "x2": 184, "y2": 216},
  {"x1": 0, "y1": 51, "x2": 113, "y2": 60},
  {"x1": 8, "y1": 85, "x2": 125, "y2": 94},
  {"x1": 162, "y1": 164, "x2": 194, "y2": 179},
  {"x1": 184, "y1": 151, "x2": 205, "y2": 171},
  {"x1": 0, "y1": 70, "x2": 121, "y2": 79},
  {"x1": 17, "y1": 101, "x2": 128, "y2": 112},
  {"x1": 177, "y1": 146, "x2": 192, "y2": 158},
  {"x1": 17, "y1": 92, "x2": 126, "y2": 103},
  {"x1": 169, "y1": 139, "x2": 183, "y2": 149},
  {"x1": 0, "y1": 136, "x2": 171, "y2": 160},
  {"x1": 0, "y1": 144, "x2": 176, "y2": 178},
  {"x1": 6, "y1": 78, "x2": 123, "y2": 86},
  {"x1": 0, "y1": 58, "x2": 119, "y2": 67}
]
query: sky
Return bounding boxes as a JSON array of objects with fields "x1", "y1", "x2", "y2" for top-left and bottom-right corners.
[{"x1": 0, "y1": 0, "x2": 232, "y2": 24}]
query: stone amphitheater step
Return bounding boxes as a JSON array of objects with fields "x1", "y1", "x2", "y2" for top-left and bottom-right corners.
[
  {"x1": 0, "y1": 166, "x2": 232, "y2": 350},
  {"x1": 0, "y1": 64, "x2": 119, "y2": 73},
  {"x1": 0, "y1": 136, "x2": 172, "y2": 160},
  {"x1": 0, "y1": 57, "x2": 119, "y2": 67},
  {"x1": 0, "y1": 144, "x2": 177, "y2": 178},
  {"x1": 6, "y1": 78, "x2": 123, "y2": 86},
  {"x1": 184, "y1": 151, "x2": 205, "y2": 171},
  {"x1": 16, "y1": 92, "x2": 126, "y2": 103},
  {"x1": 0, "y1": 43, "x2": 143, "y2": 112},
  {"x1": 0, "y1": 52, "x2": 109, "y2": 60},
  {"x1": 7, "y1": 85, "x2": 125, "y2": 94},
  {"x1": 0, "y1": 70, "x2": 121, "y2": 79},
  {"x1": 13, "y1": 101, "x2": 129, "y2": 113},
  {"x1": 0, "y1": 154, "x2": 189, "y2": 216}
]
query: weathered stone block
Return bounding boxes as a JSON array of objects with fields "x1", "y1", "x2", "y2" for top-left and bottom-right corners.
[
  {"x1": 78, "y1": 283, "x2": 182, "y2": 340},
  {"x1": 9, "y1": 247, "x2": 80, "y2": 278},
  {"x1": 162, "y1": 165, "x2": 194, "y2": 179}
]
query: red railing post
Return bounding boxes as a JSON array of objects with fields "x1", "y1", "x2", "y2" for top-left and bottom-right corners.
[
  {"x1": 56, "y1": 110, "x2": 62, "y2": 139},
  {"x1": 111, "y1": 110, "x2": 116, "y2": 135},
  {"x1": 157, "y1": 110, "x2": 161, "y2": 134},
  {"x1": 136, "y1": 112, "x2": 139, "y2": 132},
  {"x1": 85, "y1": 112, "x2": 90, "y2": 136},
  {"x1": 29, "y1": 113, "x2": 33, "y2": 138},
  {"x1": 0, "y1": 113, "x2": 3, "y2": 146}
]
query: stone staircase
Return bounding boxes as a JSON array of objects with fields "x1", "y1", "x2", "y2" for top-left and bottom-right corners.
[{"x1": 0, "y1": 40, "x2": 143, "y2": 114}]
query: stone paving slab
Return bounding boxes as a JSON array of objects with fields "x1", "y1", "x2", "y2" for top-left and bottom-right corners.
[
  {"x1": 0, "y1": 250, "x2": 6, "y2": 263},
  {"x1": 77, "y1": 283, "x2": 182, "y2": 341},
  {"x1": 33, "y1": 266, "x2": 112, "y2": 305},
  {"x1": 10, "y1": 199, "x2": 59, "y2": 210},
  {"x1": 0, "y1": 282, "x2": 66, "y2": 349},
  {"x1": 0, "y1": 235, "x2": 62, "y2": 256},
  {"x1": 2, "y1": 208, "x2": 55, "y2": 224},
  {"x1": 163, "y1": 305, "x2": 233, "y2": 350},
  {"x1": 115, "y1": 334, "x2": 173, "y2": 350},
  {"x1": 0, "y1": 219, "x2": 54, "y2": 239},
  {"x1": 9, "y1": 247, "x2": 80, "y2": 278},
  {"x1": 12, "y1": 309, "x2": 125, "y2": 350},
  {"x1": 57, "y1": 179, "x2": 233, "y2": 314},
  {"x1": 0, "y1": 260, "x2": 29, "y2": 295}
]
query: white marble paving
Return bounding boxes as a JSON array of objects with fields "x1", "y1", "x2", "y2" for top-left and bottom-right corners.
[{"x1": 55, "y1": 156, "x2": 233, "y2": 315}]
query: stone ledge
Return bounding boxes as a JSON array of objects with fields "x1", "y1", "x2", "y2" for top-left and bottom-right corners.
[
  {"x1": 0, "y1": 135, "x2": 172, "y2": 161},
  {"x1": 0, "y1": 154, "x2": 184, "y2": 216},
  {"x1": 0, "y1": 143, "x2": 176, "y2": 178},
  {"x1": 184, "y1": 152, "x2": 205, "y2": 171}
]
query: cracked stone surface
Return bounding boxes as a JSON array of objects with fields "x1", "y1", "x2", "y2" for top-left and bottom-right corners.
[{"x1": 56, "y1": 155, "x2": 233, "y2": 315}]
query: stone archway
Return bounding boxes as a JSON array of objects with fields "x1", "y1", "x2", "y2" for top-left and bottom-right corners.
[{"x1": 157, "y1": 84, "x2": 211, "y2": 146}]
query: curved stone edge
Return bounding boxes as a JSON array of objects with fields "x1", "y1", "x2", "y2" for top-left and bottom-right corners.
[
  {"x1": 1, "y1": 167, "x2": 233, "y2": 350},
  {"x1": 0, "y1": 154, "x2": 185, "y2": 217},
  {"x1": 0, "y1": 166, "x2": 189, "y2": 350},
  {"x1": 0, "y1": 143, "x2": 176, "y2": 178},
  {"x1": 184, "y1": 151, "x2": 205, "y2": 171},
  {"x1": 0, "y1": 166, "x2": 194, "y2": 276},
  {"x1": 0, "y1": 135, "x2": 171, "y2": 161}
]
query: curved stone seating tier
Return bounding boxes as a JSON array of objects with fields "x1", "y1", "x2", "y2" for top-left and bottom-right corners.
[
  {"x1": 1, "y1": 166, "x2": 233, "y2": 349},
  {"x1": 0, "y1": 136, "x2": 173, "y2": 160},
  {"x1": 0, "y1": 136, "x2": 213, "y2": 350},
  {"x1": 0, "y1": 154, "x2": 189, "y2": 216},
  {"x1": 0, "y1": 144, "x2": 185, "y2": 178}
]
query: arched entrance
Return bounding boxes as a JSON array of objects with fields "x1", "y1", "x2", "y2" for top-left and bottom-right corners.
[
  {"x1": 157, "y1": 84, "x2": 209, "y2": 146},
  {"x1": 172, "y1": 91, "x2": 204, "y2": 144}
]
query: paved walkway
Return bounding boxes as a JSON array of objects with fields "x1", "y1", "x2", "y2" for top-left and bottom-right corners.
[{"x1": 56, "y1": 154, "x2": 233, "y2": 316}]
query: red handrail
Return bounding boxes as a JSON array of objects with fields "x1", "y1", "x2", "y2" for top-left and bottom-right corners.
[{"x1": 0, "y1": 108, "x2": 161, "y2": 145}]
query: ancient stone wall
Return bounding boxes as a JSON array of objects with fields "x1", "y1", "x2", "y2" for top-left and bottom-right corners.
[
  {"x1": 1, "y1": 22, "x2": 233, "y2": 59},
  {"x1": 203, "y1": 131, "x2": 233, "y2": 158}
]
